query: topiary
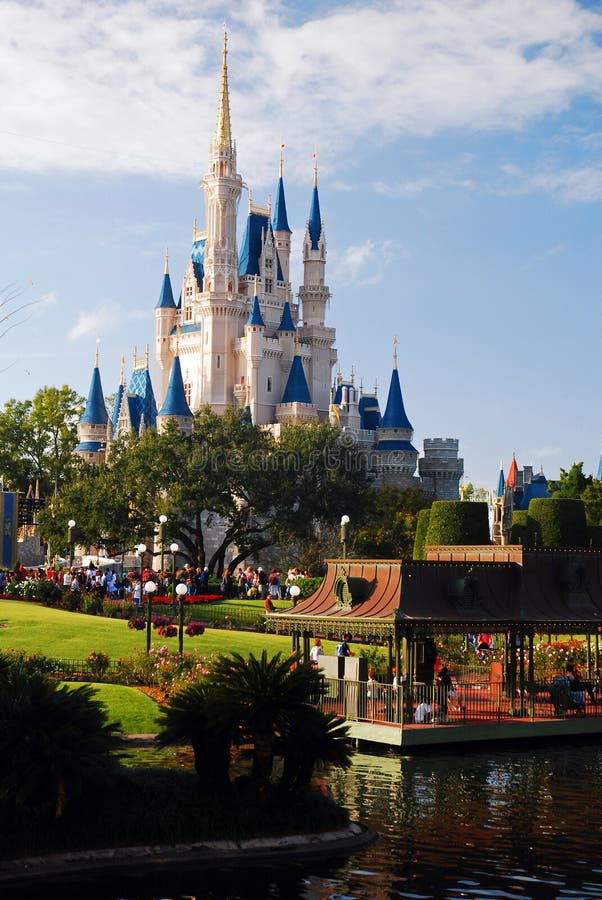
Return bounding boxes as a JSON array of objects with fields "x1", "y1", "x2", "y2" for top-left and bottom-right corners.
[
  {"x1": 527, "y1": 498, "x2": 587, "y2": 548},
  {"x1": 413, "y1": 508, "x2": 431, "y2": 560},
  {"x1": 424, "y1": 501, "x2": 490, "y2": 547}
]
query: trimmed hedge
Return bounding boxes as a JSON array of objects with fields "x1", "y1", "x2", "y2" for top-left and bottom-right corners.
[
  {"x1": 528, "y1": 498, "x2": 587, "y2": 548},
  {"x1": 511, "y1": 498, "x2": 588, "y2": 548},
  {"x1": 413, "y1": 508, "x2": 431, "y2": 560},
  {"x1": 424, "y1": 501, "x2": 490, "y2": 546}
]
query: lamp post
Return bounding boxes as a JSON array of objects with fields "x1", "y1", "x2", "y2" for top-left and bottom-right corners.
[
  {"x1": 67, "y1": 519, "x2": 75, "y2": 568},
  {"x1": 170, "y1": 542, "x2": 179, "y2": 610},
  {"x1": 340, "y1": 514, "x2": 350, "y2": 560},
  {"x1": 144, "y1": 579, "x2": 157, "y2": 653},
  {"x1": 158, "y1": 514, "x2": 167, "y2": 590},
  {"x1": 176, "y1": 582, "x2": 188, "y2": 655}
]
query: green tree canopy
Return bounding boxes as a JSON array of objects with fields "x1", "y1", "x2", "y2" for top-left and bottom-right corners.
[
  {"x1": 355, "y1": 486, "x2": 432, "y2": 560},
  {"x1": 0, "y1": 385, "x2": 82, "y2": 495},
  {"x1": 425, "y1": 501, "x2": 490, "y2": 546},
  {"x1": 550, "y1": 462, "x2": 592, "y2": 500}
]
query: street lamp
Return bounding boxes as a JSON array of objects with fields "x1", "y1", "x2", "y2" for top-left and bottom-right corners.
[
  {"x1": 176, "y1": 582, "x2": 188, "y2": 654},
  {"x1": 144, "y1": 579, "x2": 157, "y2": 653},
  {"x1": 289, "y1": 583, "x2": 301, "y2": 606},
  {"x1": 170, "y1": 542, "x2": 179, "y2": 609},
  {"x1": 67, "y1": 519, "x2": 76, "y2": 568},
  {"x1": 340, "y1": 514, "x2": 350, "y2": 560},
  {"x1": 158, "y1": 515, "x2": 168, "y2": 587}
]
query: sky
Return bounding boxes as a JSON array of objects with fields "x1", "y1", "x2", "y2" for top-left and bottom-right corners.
[{"x1": 1, "y1": 0, "x2": 601, "y2": 490}]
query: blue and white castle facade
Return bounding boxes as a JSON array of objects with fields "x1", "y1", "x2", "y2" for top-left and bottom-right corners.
[{"x1": 76, "y1": 34, "x2": 463, "y2": 502}]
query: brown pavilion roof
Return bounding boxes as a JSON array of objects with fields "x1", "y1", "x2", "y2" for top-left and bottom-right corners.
[{"x1": 266, "y1": 548, "x2": 602, "y2": 639}]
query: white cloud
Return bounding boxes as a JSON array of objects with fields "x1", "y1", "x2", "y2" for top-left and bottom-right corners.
[
  {"x1": 0, "y1": 0, "x2": 601, "y2": 192},
  {"x1": 333, "y1": 239, "x2": 408, "y2": 287},
  {"x1": 497, "y1": 162, "x2": 602, "y2": 201},
  {"x1": 67, "y1": 303, "x2": 147, "y2": 340}
]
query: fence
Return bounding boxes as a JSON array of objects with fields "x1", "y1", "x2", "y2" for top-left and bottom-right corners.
[{"x1": 320, "y1": 676, "x2": 602, "y2": 727}]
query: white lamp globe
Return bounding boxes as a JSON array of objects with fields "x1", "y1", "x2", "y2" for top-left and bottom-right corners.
[
  {"x1": 170, "y1": 542, "x2": 179, "y2": 554},
  {"x1": 144, "y1": 580, "x2": 157, "y2": 594},
  {"x1": 289, "y1": 584, "x2": 301, "y2": 599},
  {"x1": 340, "y1": 515, "x2": 350, "y2": 525},
  {"x1": 175, "y1": 583, "x2": 188, "y2": 598}
]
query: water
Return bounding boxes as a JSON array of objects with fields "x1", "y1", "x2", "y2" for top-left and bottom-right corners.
[{"x1": 11, "y1": 742, "x2": 602, "y2": 899}]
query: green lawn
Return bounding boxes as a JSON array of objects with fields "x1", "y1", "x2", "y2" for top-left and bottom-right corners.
[
  {"x1": 64, "y1": 682, "x2": 162, "y2": 734},
  {"x1": 0, "y1": 598, "x2": 294, "y2": 660}
]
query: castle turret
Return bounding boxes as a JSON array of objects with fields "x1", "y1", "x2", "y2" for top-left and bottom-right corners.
[
  {"x1": 272, "y1": 150, "x2": 291, "y2": 285},
  {"x1": 276, "y1": 338, "x2": 318, "y2": 424},
  {"x1": 155, "y1": 248, "x2": 178, "y2": 399},
  {"x1": 157, "y1": 351, "x2": 193, "y2": 436},
  {"x1": 372, "y1": 341, "x2": 418, "y2": 484},
  {"x1": 75, "y1": 345, "x2": 109, "y2": 465},
  {"x1": 244, "y1": 276, "x2": 265, "y2": 421},
  {"x1": 297, "y1": 157, "x2": 336, "y2": 416}
]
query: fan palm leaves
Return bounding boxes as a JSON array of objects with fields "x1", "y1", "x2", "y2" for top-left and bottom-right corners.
[{"x1": 0, "y1": 659, "x2": 121, "y2": 821}]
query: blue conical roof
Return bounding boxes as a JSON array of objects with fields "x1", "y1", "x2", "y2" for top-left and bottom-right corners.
[
  {"x1": 278, "y1": 301, "x2": 296, "y2": 331},
  {"x1": 158, "y1": 356, "x2": 192, "y2": 418},
  {"x1": 273, "y1": 175, "x2": 291, "y2": 233},
  {"x1": 381, "y1": 367, "x2": 412, "y2": 430},
  {"x1": 247, "y1": 293, "x2": 265, "y2": 327},
  {"x1": 112, "y1": 382, "x2": 124, "y2": 434},
  {"x1": 308, "y1": 184, "x2": 322, "y2": 250},
  {"x1": 156, "y1": 272, "x2": 176, "y2": 309},
  {"x1": 128, "y1": 366, "x2": 158, "y2": 431},
  {"x1": 80, "y1": 366, "x2": 108, "y2": 425},
  {"x1": 282, "y1": 354, "x2": 312, "y2": 405},
  {"x1": 496, "y1": 465, "x2": 505, "y2": 498}
]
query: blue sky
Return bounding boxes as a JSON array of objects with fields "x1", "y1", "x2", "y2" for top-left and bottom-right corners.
[{"x1": 1, "y1": 0, "x2": 601, "y2": 490}]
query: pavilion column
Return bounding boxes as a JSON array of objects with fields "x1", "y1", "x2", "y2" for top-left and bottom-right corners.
[
  {"x1": 527, "y1": 628, "x2": 535, "y2": 716},
  {"x1": 302, "y1": 631, "x2": 311, "y2": 662},
  {"x1": 518, "y1": 630, "x2": 526, "y2": 716},
  {"x1": 507, "y1": 627, "x2": 517, "y2": 715},
  {"x1": 395, "y1": 630, "x2": 402, "y2": 724}
]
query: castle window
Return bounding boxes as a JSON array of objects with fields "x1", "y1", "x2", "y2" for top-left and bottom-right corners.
[
  {"x1": 185, "y1": 305, "x2": 192, "y2": 322},
  {"x1": 267, "y1": 377, "x2": 272, "y2": 393},
  {"x1": 265, "y1": 257, "x2": 272, "y2": 270},
  {"x1": 184, "y1": 382, "x2": 192, "y2": 404},
  {"x1": 265, "y1": 278, "x2": 272, "y2": 294},
  {"x1": 217, "y1": 355, "x2": 221, "y2": 369},
  {"x1": 185, "y1": 285, "x2": 193, "y2": 297}
]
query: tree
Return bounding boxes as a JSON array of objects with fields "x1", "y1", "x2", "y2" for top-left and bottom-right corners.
[
  {"x1": 580, "y1": 480, "x2": 602, "y2": 526},
  {"x1": 550, "y1": 462, "x2": 592, "y2": 500},
  {"x1": 425, "y1": 501, "x2": 490, "y2": 546},
  {"x1": 39, "y1": 410, "x2": 372, "y2": 572},
  {"x1": 0, "y1": 656, "x2": 121, "y2": 822},
  {"x1": 0, "y1": 385, "x2": 82, "y2": 495},
  {"x1": 355, "y1": 486, "x2": 432, "y2": 560},
  {"x1": 158, "y1": 651, "x2": 351, "y2": 797}
]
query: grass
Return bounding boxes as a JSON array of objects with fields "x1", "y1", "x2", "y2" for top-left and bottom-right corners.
[
  {"x1": 64, "y1": 682, "x2": 162, "y2": 734},
  {"x1": 0, "y1": 598, "x2": 295, "y2": 660}
]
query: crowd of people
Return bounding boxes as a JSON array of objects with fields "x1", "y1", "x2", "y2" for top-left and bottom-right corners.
[{"x1": 218, "y1": 565, "x2": 310, "y2": 611}]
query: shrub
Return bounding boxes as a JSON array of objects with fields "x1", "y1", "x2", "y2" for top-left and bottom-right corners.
[
  {"x1": 86, "y1": 649, "x2": 110, "y2": 678},
  {"x1": 413, "y1": 508, "x2": 431, "y2": 560},
  {"x1": 157, "y1": 624, "x2": 178, "y2": 638},
  {"x1": 185, "y1": 621, "x2": 205, "y2": 637},
  {"x1": 128, "y1": 616, "x2": 146, "y2": 630},
  {"x1": 0, "y1": 659, "x2": 121, "y2": 824},
  {"x1": 425, "y1": 501, "x2": 490, "y2": 546},
  {"x1": 527, "y1": 498, "x2": 588, "y2": 548}
]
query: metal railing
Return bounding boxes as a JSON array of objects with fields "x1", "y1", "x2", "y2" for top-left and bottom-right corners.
[{"x1": 320, "y1": 677, "x2": 602, "y2": 727}]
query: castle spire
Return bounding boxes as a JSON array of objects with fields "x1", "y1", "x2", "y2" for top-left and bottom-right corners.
[
  {"x1": 215, "y1": 30, "x2": 232, "y2": 152},
  {"x1": 164, "y1": 246, "x2": 169, "y2": 275},
  {"x1": 308, "y1": 152, "x2": 322, "y2": 250}
]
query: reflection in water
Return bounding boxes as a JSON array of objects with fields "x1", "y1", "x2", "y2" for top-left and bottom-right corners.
[{"x1": 7, "y1": 743, "x2": 602, "y2": 900}]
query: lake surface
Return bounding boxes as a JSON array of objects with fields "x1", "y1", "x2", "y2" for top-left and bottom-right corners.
[{"x1": 14, "y1": 741, "x2": 602, "y2": 900}]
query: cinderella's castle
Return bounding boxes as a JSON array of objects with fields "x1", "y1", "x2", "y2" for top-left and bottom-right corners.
[{"x1": 75, "y1": 34, "x2": 463, "y2": 501}]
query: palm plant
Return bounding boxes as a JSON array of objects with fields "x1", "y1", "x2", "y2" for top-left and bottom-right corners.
[
  {"x1": 0, "y1": 659, "x2": 121, "y2": 821},
  {"x1": 279, "y1": 707, "x2": 352, "y2": 794},
  {"x1": 156, "y1": 681, "x2": 232, "y2": 795},
  {"x1": 208, "y1": 650, "x2": 327, "y2": 786}
]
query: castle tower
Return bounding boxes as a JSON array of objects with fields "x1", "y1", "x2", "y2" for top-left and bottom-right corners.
[
  {"x1": 155, "y1": 248, "x2": 178, "y2": 400},
  {"x1": 272, "y1": 150, "x2": 291, "y2": 285},
  {"x1": 197, "y1": 31, "x2": 246, "y2": 413},
  {"x1": 75, "y1": 345, "x2": 109, "y2": 465},
  {"x1": 297, "y1": 158, "x2": 337, "y2": 416},
  {"x1": 491, "y1": 460, "x2": 513, "y2": 544},
  {"x1": 115, "y1": 347, "x2": 158, "y2": 437},
  {"x1": 372, "y1": 341, "x2": 418, "y2": 484},
  {"x1": 244, "y1": 276, "x2": 266, "y2": 423},
  {"x1": 157, "y1": 350, "x2": 193, "y2": 436},
  {"x1": 276, "y1": 337, "x2": 318, "y2": 424},
  {"x1": 419, "y1": 438, "x2": 464, "y2": 501}
]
